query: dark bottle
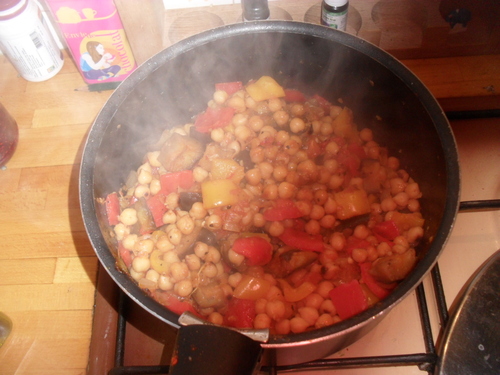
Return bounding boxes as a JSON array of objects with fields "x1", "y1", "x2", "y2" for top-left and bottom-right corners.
[
  {"x1": 242, "y1": 0, "x2": 270, "y2": 21},
  {"x1": 321, "y1": 0, "x2": 348, "y2": 31}
]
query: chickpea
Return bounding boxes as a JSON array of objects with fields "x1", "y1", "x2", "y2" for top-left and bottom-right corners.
[
  {"x1": 129, "y1": 268, "x2": 144, "y2": 281},
  {"x1": 407, "y1": 198, "x2": 421, "y2": 212},
  {"x1": 305, "y1": 219, "x2": 321, "y2": 235},
  {"x1": 189, "y1": 202, "x2": 207, "y2": 220},
  {"x1": 170, "y1": 262, "x2": 189, "y2": 281},
  {"x1": 393, "y1": 192, "x2": 409, "y2": 207},
  {"x1": 254, "y1": 313, "x2": 272, "y2": 329},
  {"x1": 283, "y1": 139, "x2": 300, "y2": 155},
  {"x1": 296, "y1": 200, "x2": 312, "y2": 216},
  {"x1": 381, "y1": 197, "x2": 397, "y2": 212},
  {"x1": 273, "y1": 165, "x2": 288, "y2": 181},
  {"x1": 227, "y1": 96, "x2": 246, "y2": 112},
  {"x1": 275, "y1": 130, "x2": 290, "y2": 145},
  {"x1": 263, "y1": 184, "x2": 278, "y2": 200},
  {"x1": 234, "y1": 125, "x2": 252, "y2": 142},
  {"x1": 137, "y1": 167, "x2": 153, "y2": 186},
  {"x1": 360, "y1": 127, "x2": 373, "y2": 142},
  {"x1": 185, "y1": 254, "x2": 201, "y2": 271},
  {"x1": 278, "y1": 181, "x2": 296, "y2": 199},
  {"x1": 273, "y1": 110, "x2": 290, "y2": 127},
  {"x1": 168, "y1": 227, "x2": 182, "y2": 245},
  {"x1": 119, "y1": 208, "x2": 138, "y2": 226},
  {"x1": 310, "y1": 205, "x2": 325, "y2": 221},
  {"x1": 228, "y1": 272, "x2": 243, "y2": 288},
  {"x1": 268, "y1": 221, "x2": 285, "y2": 237},
  {"x1": 329, "y1": 232, "x2": 346, "y2": 251},
  {"x1": 227, "y1": 248, "x2": 245, "y2": 267},
  {"x1": 253, "y1": 213, "x2": 266, "y2": 227},
  {"x1": 407, "y1": 226, "x2": 424, "y2": 243},
  {"x1": 267, "y1": 98, "x2": 282, "y2": 112},
  {"x1": 158, "y1": 275, "x2": 174, "y2": 291},
  {"x1": 122, "y1": 234, "x2": 138, "y2": 250},
  {"x1": 405, "y1": 182, "x2": 422, "y2": 199},
  {"x1": 213, "y1": 90, "x2": 228, "y2": 104},
  {"x1": 328, "y1": 174, "x2": 344, "y2": 190},
  {"x1": 208, "y1": 312, "x2": 224, "y2": 325},
  {"x1": 134, "y1": 184, "x2": 150, "y2": 199},
  {"x1": 255, "y1": 299, "x2": 267, "y2": 314},
  {"x1": 136, "y1": 238, "x2": 154, "y2": 254},
  {"x1": 320, "y1": 122, "x2": 334, "y2": 136},
  {"x1": 194, "y1": 242, "x2": 209, "y2": 259},
  {"x1": 377, "y1": 241, "x2": 391, "y2": 257},
  {"x1": 352, "y1": 248, "x2": 368, "y2": 263},
  {"x1": 315, "y1": 314, "x2": 335, "y2": 329},
  {"x1": 176, "y1": 214, "x2": 195, "y2": 235},
  {"x1": 330, "y1": 105, "x2": 342, "y2": 118},
  {"x1": 146, "y1": 269, "x2": 160, "y2": 283},
  {"x1": 304, "y1": 293, "x2": 323, "y2": 310},
  {"x1": 289, "y1": 117, "x2": 306, "y2": 133},
  {"x1": 132, "y1": 256, "x2": 150, "y2": 273},
  {"x1": 165, "y1": 192, "x2": 179, "y2": 210},
  {"x1": 205, "y1": 246, "x2": 221, "y2": 263},
  {"x1": 193, "y1": 166, "x2": 209, "y2": 183},
  {"x1": 162, "y1": 210, "x2": 177, "y2": 225},
  {"x1": 320, "y1": 214, "x2": 335, "y2": 228},
  {"x1": 202, "y1": 263, "x2": 218, "y2": 278},
  {"x1": 258, "y1": 162, "x2": 274, "y2": 179},
  {"x1": 266, "y1": 300, "x2": 286, "y2": 321},
  {"x1": 210, "y1": 128, "x2": 225, "y2": 143},
  {"x1": 320, "y1": 299, "x2": 337, "y2": 315},
  {"x1": 299, "y1": 306, "x2": 320, "y2": 326},
  {"x1": 325, "y1": 141, "x2": 340, "y2": 155},
  {"x1": 290, "y1": 316, "x2": 310, "y2": 333},
  {"x1": 387, "y1": 156, "x2": 400, "y2": 170},
  {"x1": 290, "y1": 103, "x2": 305, "y2": 117},
  {"x1": 156, "y1": 236, "x2": 174, "y2": 252},
  {"x1": 248, "y1": 115, "x2": 265, "y2": 132},
  {"x1": 316, "y1": 281, "x2": 334, "y2": 299},
  {"x1": 205, "y1": 214, "x2": 222, "y2": 230},
  {"x1": 174, "y1": 279, "x2": 193, "y2": 297},
  {"x1": 245, "y1": 168, "x2": 262, "y2": 186},
  {"x1": 354, "y1": 224, "x2": 370, "y2": 239},
  {"x1": 275, "y1": 319, "x2": 291, "y2": 335}
]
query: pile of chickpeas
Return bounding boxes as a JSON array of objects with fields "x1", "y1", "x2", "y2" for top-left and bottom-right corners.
[{"x1": 107, "y1": 78, "x2": 425, "y2": 335}]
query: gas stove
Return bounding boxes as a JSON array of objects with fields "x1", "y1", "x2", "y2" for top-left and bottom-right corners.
[{"x1": 86, "y1": 1, "x2": 500, "y2": 373}]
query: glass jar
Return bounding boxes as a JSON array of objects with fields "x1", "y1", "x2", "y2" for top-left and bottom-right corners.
[{"x1": 0, "y1": 102, "x2": 19, "y2": 168}]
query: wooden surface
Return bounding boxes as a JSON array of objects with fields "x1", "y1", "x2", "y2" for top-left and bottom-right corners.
[{"x1": 0, "y1": 46, "x2": 499, "y2": 374}]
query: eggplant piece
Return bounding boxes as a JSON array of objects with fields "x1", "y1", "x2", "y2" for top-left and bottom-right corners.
[
  {"x1": 133, "y1": 197, "x2": 156, "y2": 234},
  {"x1": 179, "y1": 192, "x2": 203, "y2": 211},
  {"x1": 189, "y1": 126, "x2": 212, "y2": 144},
  {"x1": 157, "y1": 133, "x2": 204, "y2": 172},
  {"x1": 174, "y1": 225, "x2": 202, "y2": 256},
  {"x1": 265, "y1": 250, "x2": 318, "y2": 278},
  {"x1": 234, "y1": 149, "x2": 254, "y2": 171},
  {"x1": 197, "y1": 227, "x2": 218, "y2": 247},
  {"x1": 192, "y1": 282, "x2": 227, "y2": 308},
  {"x1": 370, "y1": 248, "x2": 417, "y2": 283}
]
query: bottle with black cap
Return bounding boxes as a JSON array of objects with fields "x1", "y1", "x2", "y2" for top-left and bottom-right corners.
[
  {"x1": 321, "y1": 0, "x2": 349, "y2": 31},
  {"x1": 242, "y1": 0, "x2": 270, "y2": 21}
]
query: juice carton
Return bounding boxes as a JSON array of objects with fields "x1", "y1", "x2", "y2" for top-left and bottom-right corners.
[{"x1": 45, "y1": 0, "x2": 137, "y2": 85}]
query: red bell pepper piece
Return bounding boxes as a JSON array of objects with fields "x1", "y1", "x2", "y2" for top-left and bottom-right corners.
[
  {"x1": 159, "y1": 170, "x2": 194, "y2": 196},
  {"x1": 313, "y1": 94, "x2": 331, "y2": 113},
  {"x1": 263, "y1": 199, "x2": 303, "y2": 221},
  {"x1": 232, "y1": 236, "x2": 273, "y2": 266},
  {"x1": 215, "y1": 81, "x2": 243, "y2": 96},
  {"x1": 337, "y1": 148, "x2": 361, "y2": 177},
  {"x1": 224, "y1": 298, "x2": 256, "y2": 328},
  {"x1": 360, "y1": 262, "x2": 395, "y2": 299},
  {"x1": 155, "y1": 291, "x2": 199, "y2": 316},
  {"x1": 279, "y1": 227, "x2": 325, "y2": 252},
  {"x1": 343, "y1": 237, "x2": 371, "y2": 255},
  {"x1": 194, "y1": 106, "x2": 235, "y2": 133},
  {"x1": 105, "y1": 192, "x2": 120, "y2": 225},
  {"x1": 372, "y1": 220, "x2": 400, "y2": 242},
  {"x1": 118, "y1": 242, "x2": 132, "y2": 268},
  {"x1": 146, "y1": 194, "x2": 167, "y2": 228},
  {"x1": 329, "y1": 279, "x2": 368, "y2": 320},
  {"x1": 284, "y1": 89, "x2": 306, "y2": 102}
]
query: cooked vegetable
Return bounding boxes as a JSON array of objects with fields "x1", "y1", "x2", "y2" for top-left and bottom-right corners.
[{"x1": 102, "y1": 76, "x2": 426, "y2": 334}]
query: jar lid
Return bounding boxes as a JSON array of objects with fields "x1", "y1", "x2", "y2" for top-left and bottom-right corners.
[
  {"x1": 242, "y1": 0, "x2": 270, "y2": 21},
  {"x1": 324, "y1": 0, "x2": 348, "y2": 7},
  {"x1": 0, "y1": 0, "x2": 27, "y2": 19}
]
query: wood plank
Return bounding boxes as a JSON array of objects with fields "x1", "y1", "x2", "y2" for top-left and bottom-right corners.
[
  {"x1": 0, "y1": 232, "x2": 95, "y2": 260},
  {"x1": 54, "y1": 257, "x2": 98, "y2": 284},
  {"x1": 0, "y1": 207, "x2": 84, "y2": 236},
  {"x1": 5, "y1": 124, "x2": 90, "y2": 169},
  {"x1": 0, "y1": 168, "x2": 21, "y2": 192},
  {"x1": 0, "y1": 258, "x2": 56, "y2": 285},
  {"x1": 0, "y1": 283, "x2": 96, "y2": 311},
  {"x1": 0, "y1": 190, "x2": 48, "y2": 212}
]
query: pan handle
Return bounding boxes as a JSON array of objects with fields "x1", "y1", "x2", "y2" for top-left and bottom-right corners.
[{"x1": 168, "y1": 324, "x2": 264, "y2": 375}]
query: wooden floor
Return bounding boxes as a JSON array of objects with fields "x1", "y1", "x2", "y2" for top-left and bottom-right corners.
[{"x1": 0, "y1": 49, "x2": 498, "y2": 374}]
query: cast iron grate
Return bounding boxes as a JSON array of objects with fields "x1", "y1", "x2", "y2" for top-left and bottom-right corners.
[{"x1": 107, "y1": 110, "x2": 500, "y2": 375}]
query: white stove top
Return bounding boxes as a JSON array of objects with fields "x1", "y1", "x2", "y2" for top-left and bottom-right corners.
[{"x1": 294, "y1": 117, "x2": 500, "y2": 374}]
